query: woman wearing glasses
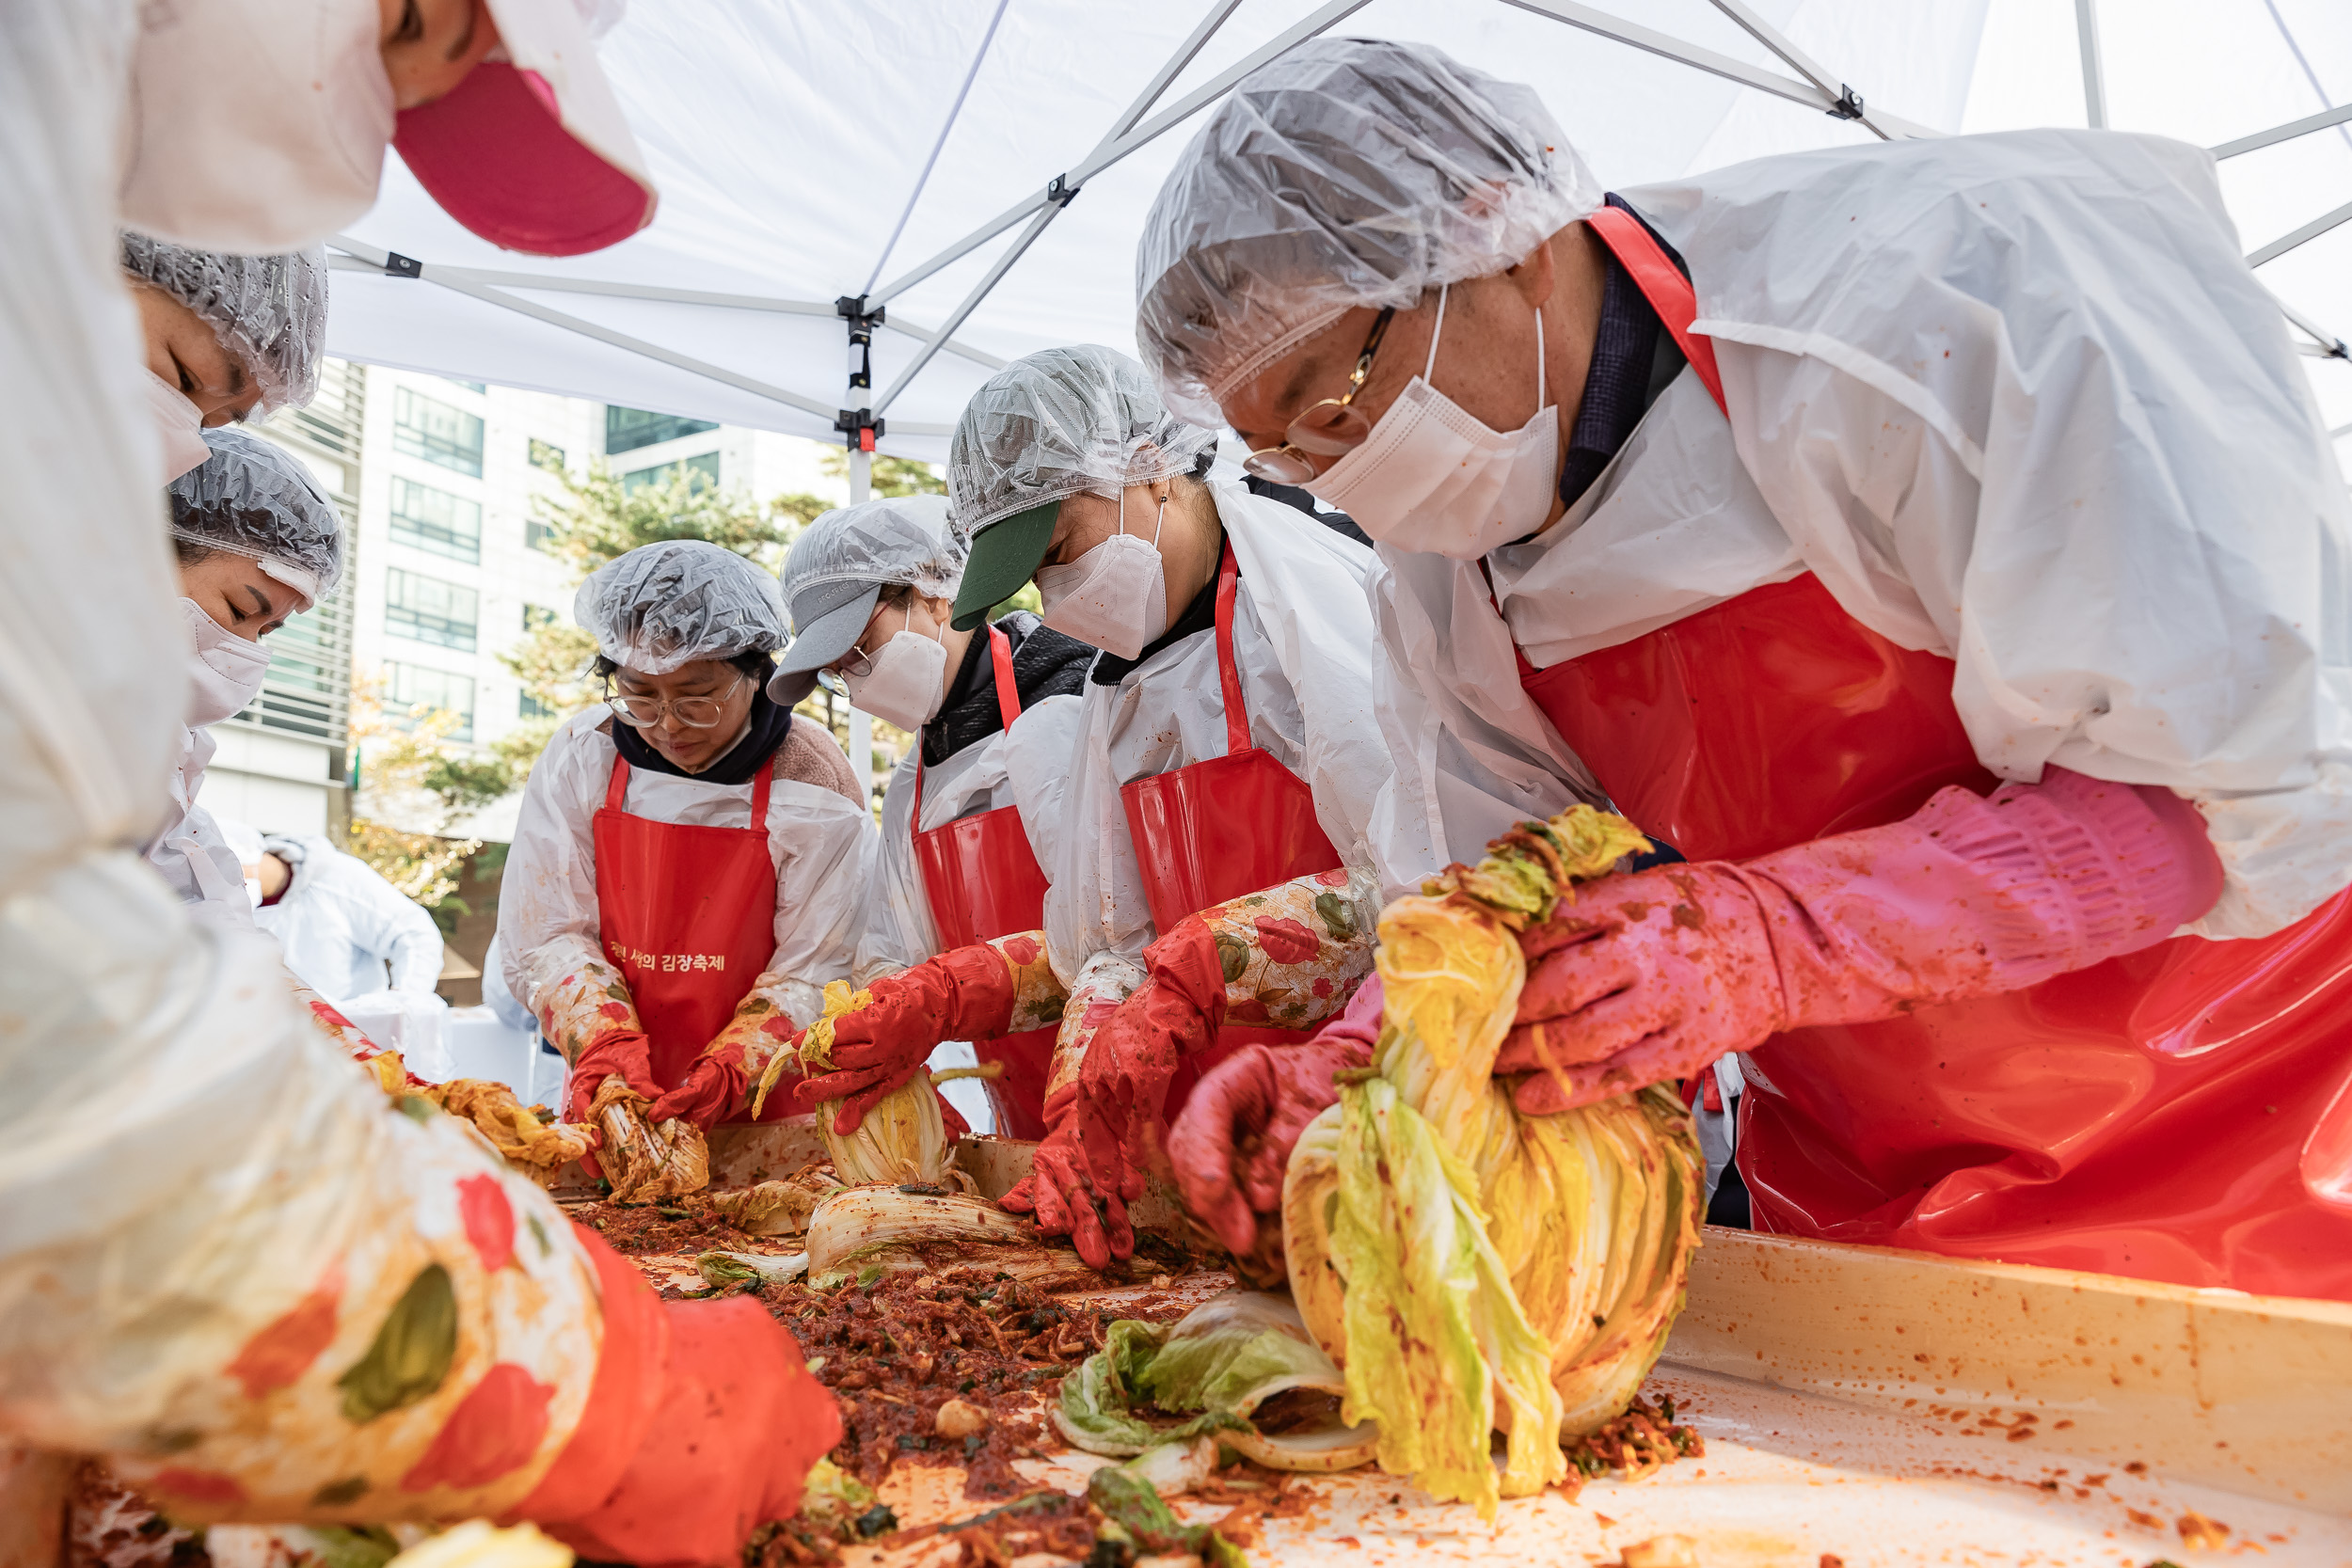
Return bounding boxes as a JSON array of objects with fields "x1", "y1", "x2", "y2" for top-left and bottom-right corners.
[
  {"x1": 498, "y1": 540, "x2": 878, "y2": 1134},
  {"x1": 795, "y1": 345, "x2": 1415, "y2": 1269}
]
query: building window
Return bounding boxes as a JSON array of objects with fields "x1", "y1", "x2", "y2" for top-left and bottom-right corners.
[
  {"x1": 389, "y1": 475, "x2": 482, "y2": 562},
  {"x1": 385, "y1": 662, "x2": 476, "y2": 741},
  {"x1": 522, "y1": 604, "x2": 558, "y2": 631},
  {"x1": 606, "y1": 405, "x2": 718, "y2": 455},
  {"x1": 394, "y1": 387, "x2": 485, "y2": 477},
  {"x1": 524, "y1": 519, "x2": 555, "y2": 553},
  {"x1": 519, "y1": 690, "x2": 553, "y2": 719},
  {"x1": 385, "y1": 567, "x2": 479, "y2": 652},
  {"x1": 622, "y1": 451, "x2": 721, "y2": 495},
  {"x1": 447, "y1": 378, "x2": 486, "y2": 394},
  {"x1": 529, "y1": 437, "x2": 566, "y2": 471}
]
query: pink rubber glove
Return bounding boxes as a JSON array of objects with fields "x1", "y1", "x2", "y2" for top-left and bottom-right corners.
[
  {"x1": 1501, "y1": 769, "x2": 2224, "y2": 1113},
  {"x1": 1168, "y1": 977, "x2": 1382, "y2": 1257}
]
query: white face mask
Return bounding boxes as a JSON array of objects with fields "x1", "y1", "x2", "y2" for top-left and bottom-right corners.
[
  {"x1": 843, "y1": 616, "x2": 949, "y2": 732},
  {"x1": 145, "y1": 370, "x2": 214, "y2": 483},
  {"x1": 122, "y1": 0, "x2": 392, "y2": 253},
  {"x1": 181, "y1": 597, "x2": 273, "y2": 727},
  {"x1": 1305, "y1": 286, "x2": 1559, "y2": 560},
  {"x1": 1036, "y1": 491, "x2": 1169, "y2": 660}
]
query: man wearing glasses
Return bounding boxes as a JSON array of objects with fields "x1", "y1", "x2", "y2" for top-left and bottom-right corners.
[
  {"x1": 1134, "y1": 39, "x2": 2352, "y2": 1300},
  {"x1": 497, "y1": 541, "x2": 880, "y2": 1139}
]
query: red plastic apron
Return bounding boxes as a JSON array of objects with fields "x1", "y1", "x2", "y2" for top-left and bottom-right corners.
[
  {"x1": 595, "y1": 751, "x2": 801, "y2": 1122},
  {"x1": 1121, "y1": 542, "x2": 1347, "y2": 1111},
  {"x1": 910, "y1": 625, "x2": 1055, "y2": 1138},
  {"x1": 1508, "y1": 203, "x2": 2352, "y2": 1300}
]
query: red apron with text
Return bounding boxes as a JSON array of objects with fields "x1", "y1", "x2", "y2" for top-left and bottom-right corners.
[
  {"x1": 1507, "y1": 204, "x2": 2352, "y2": 1300},
  {"x1": 911, "y1": 625, "x2": 1056, "y2": 1138},
  {"x1": 595, "y1": 752, "x2": 802, "y2": 1122},
  {"x1": 1122, "y1": 542, "x2": 1349, "y2": 1114}
]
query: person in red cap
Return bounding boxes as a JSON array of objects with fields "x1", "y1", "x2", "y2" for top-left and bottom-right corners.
[{"x1": 0, "y1": 3, "x2": 833, "y2": 1563}]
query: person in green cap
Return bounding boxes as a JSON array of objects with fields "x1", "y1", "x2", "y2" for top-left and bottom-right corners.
[{"x1": 786, "y1": 342, "x2": 1416, "y2": 1268}]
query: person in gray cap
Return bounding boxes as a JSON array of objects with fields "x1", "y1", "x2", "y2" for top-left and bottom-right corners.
[
  {"x1": 496, "y1": 540, "x2": 877, "y2": 1139},
  {"x1": 798, "y1": 344, "x2": 1404, "y2": 1271},
  {"x1": 760, "y1": 493, "x2": 1092, "y2": 1140}
]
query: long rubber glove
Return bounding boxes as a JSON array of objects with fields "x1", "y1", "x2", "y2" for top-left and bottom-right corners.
[
  {"x1": 517, "y1": 1231, "x2": 839, "y2": 1568},
  {"x1": 532, "y1": 948, "x2": 660, "y2": 1129},
  {"x1": 1167, "y1": 976, "x2": 1383, "y2": 1259},
  {"x1": 1062, "y1": 867, "x2": 1379, "y2": 1262},
  {"x1": 997, "y1": 951, "x2": 1140, "y2": 1270},
  {"x1": 792, "y1": 932, "x2": 1067, "y2": 1133},
  {"x1": 1499, "y1": 769, "x2": 2226, "y2": 1113},
  {"x1": 646, "y1": 971, "x2": 817, "y2": 1131}
]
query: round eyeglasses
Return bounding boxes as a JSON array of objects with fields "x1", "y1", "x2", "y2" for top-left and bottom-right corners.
[
  {"x1": 605, "y1": 673, "x2": 745, "y2": 729},
  {"x1": 1239, "y1": 307, "x2": 1396, "y2": 485}
]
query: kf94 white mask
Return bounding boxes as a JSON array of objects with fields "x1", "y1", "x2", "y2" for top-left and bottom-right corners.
[
  {"x1": 843, "y1": 621, "x2": 949, "y2": 731},
  {"x1": 146, "y1": 371, "x2": 214, "y2": 483},
  {"x1": 1036, "y1": 492, "x2": 1169, "y2": 660},
  {"x1": 181, "y1": 597, "x2": 273, "y2": 726},
  {"x1": 1306, "y1": 285, "x2": 1559, "y2": 560}
]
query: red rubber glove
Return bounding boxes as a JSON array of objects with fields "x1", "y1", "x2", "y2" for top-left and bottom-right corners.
[
  {"x1": 1070, "y1": 920, "x2": 1228, "y2": 1259},
  {"x1": 647, "y1": 1049, "x2": 747, "y2": 1131},
  {"x1": 1499, "y1": 769, "x2": 2225, "y2": 1114},
  {"x1": 564, "y1": 1028, "x2": 659, "y2": 1127},
  {"x1": 996, "y1": 1086, "x2": 1130, "y2": 1271},
  {"x1": 514, "y1": 1230, "x2": 840, "y2": 1568},
  {"x1": 793, "y1": 945, "x2": 1016, "y2": 1132},
  {"x1": 1168, "y1": 977, "x2": 1381, "y2": 1257}
]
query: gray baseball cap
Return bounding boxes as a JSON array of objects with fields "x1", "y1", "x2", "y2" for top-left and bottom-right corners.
[{"x1": 770, "y1": 494, "x2": 963, "y2": 706}]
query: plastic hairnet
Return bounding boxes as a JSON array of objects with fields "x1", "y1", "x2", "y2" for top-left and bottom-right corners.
[
  {"x1": 120, "y1": 232, "x2": 329, "y2": 415},
  {"x1": 168, "y1": 426, "x2": 346, "y2": 602},
  {"x1": 576, "y1": 540, "x2": 788, "y2": 674},
  {"x1": 947, "y1": 344, "x2": 1219, "y2": 539},
  {"x1": 782, "y1": 494, "x2": 965, "y2": 622},
  {"x1": 1134, "y1": 38, "x2": 1601, "y2": 426}
]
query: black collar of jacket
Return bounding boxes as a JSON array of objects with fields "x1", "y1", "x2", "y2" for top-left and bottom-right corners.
[{"x1": 920, "y1": 610, "x2": 1094, "y2": 767}]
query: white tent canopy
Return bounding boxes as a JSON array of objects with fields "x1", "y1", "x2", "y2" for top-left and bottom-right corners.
[{"x1": 326, "y1": 0, "x2": 2352, "y2": 467}]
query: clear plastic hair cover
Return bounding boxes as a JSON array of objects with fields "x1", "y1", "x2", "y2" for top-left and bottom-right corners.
[
  {"x1": 576, "y1": 539, "x2": 788, "y2": 674},
  {"x1": 782, "y1": 493, "x2": 965, "y2": 625},
  {"x1": 167, "y1": 426, "x2": 346, "y2": 599},
  {"x1": 1134, "y1": 38, "x2": 1601, "y2": 426},
  {"x1": 947, "y1": 343, "x2": 1219, "y2": 540},
  {"x1": 119, "y1": 232, "x2": 329, "y2": 415}
]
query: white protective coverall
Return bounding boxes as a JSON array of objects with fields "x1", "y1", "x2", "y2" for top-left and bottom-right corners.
[
  {"x1": 1374, "y1": 129, "x2": 2352, "y2": 941},
  {"x1": 259, "y1": 834, "x2": 447, "y2": 1000},
  {"x1": 1044, "y1": 479, "x2": 1415, "y2": 990},
  {"x1": 0, "y1": 0, "x2": 617, "y2": 1528},
  {"x1": 500, "y1": 709, "x2": 877, "y2": 1038}
]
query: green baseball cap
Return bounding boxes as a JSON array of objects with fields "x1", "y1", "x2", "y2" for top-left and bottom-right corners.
[{"x1": 948, "y1": 500, "x2": 1059, "y2": 629}]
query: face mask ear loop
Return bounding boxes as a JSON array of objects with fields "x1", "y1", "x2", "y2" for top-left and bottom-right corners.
[
  {"x1": 1425, "y1": 283, "x2": 1449, "y2": 383},
  {"x1": 1150, "y1": 489, "x2": 1168, "y2": 548},
  {"x1": 1534, "y1": 305, "x2": 1548, "y2": 411}
]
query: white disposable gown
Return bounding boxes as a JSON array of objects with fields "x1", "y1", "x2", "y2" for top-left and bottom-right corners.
[
  {"x1": 858, "y1": 694, "x2": 1084, "y2": 979},
  {"x1": 256, "y1": 834, "x2": 446, "y2": 1000},
  {"x1": 1043, "y1": 479, "x2": 1415, "y2": 986},
  {"x1": 501, "y1": 710, "x2": 877, "y2": 1032},
  {"x1": 1373, "y1": 129, "x2": 2352, "y2": 939},
  {"x1": 1, "y1": 0, "x2": 611, "y2": 1519}
]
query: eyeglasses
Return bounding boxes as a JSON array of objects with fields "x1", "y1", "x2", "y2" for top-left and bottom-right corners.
[
  {"x1": 605, "y1": 673, "x2": 745, "y2": 729},
  {"x1": 1240, "y1": 307, "x2": 1396, "y2": 485}
]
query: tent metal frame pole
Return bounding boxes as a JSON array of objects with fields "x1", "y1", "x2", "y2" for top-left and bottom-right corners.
[
  {"x1": 325, "y1": 254, "x2": 1009, "y2": 372},
  {"x1": 2212, "y1": 102, "x2": 2352, "y2": 160},
  {"x1": 2248, "y1": 198, "x2": 2352, "y2": 270},
  {"x1": 1700, "y1": 0, "x2": 1891, "y2": 139},
  {"x1": 2075, "y1": 0, "x2": 2107, "y2": 130},
  {"x1": 869, "y1": 0, "x2": 1372, "y2": 413},
  {"x1": 1499, "y1": 0, "x2": 1937, "y2": 137},
  {"x1": 866, "y1": 0, "x2": 1357, "y2": 313},
  {"x1": 2272, "y1": 290, "x2": 2350, "y2": 360}
]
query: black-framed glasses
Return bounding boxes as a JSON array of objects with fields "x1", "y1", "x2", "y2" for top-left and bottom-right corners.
[
  {"x1": 1240, "y1": 307, "x2": 1396, "y2": 484},
  {"x1": 604, "y1": 673, "x2": 745, "y2": 729}
]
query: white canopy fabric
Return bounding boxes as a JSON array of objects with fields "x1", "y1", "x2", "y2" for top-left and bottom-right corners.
[{"x1": 326, "y1": 0, "x2": 2352, "y2": 467}]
